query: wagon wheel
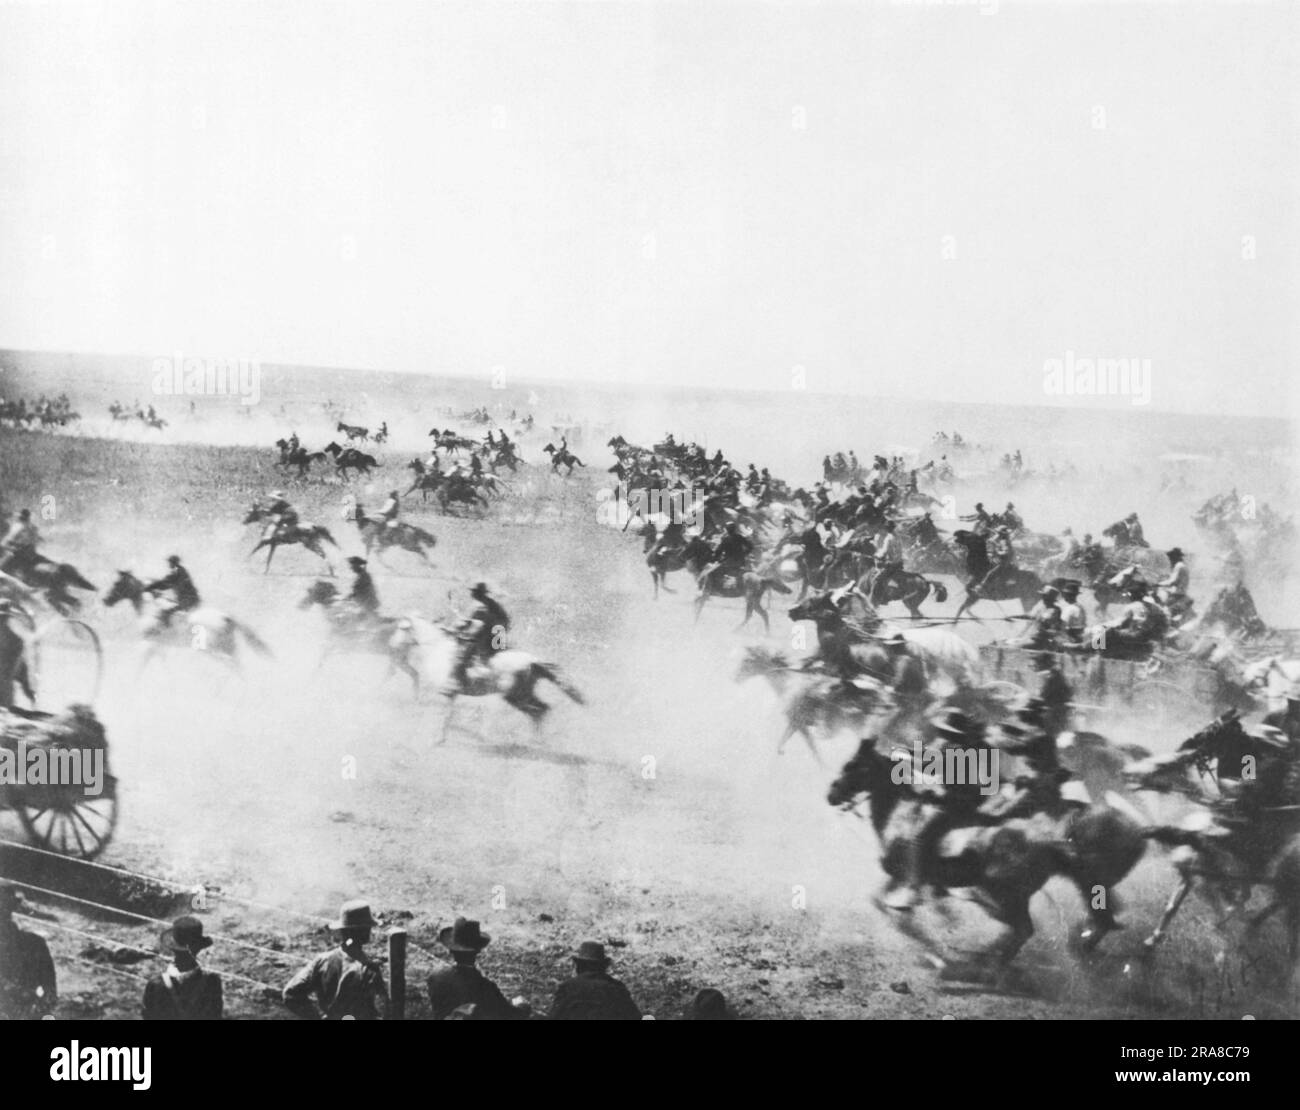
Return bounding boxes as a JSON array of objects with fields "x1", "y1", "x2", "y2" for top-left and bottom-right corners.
[
  {"x1": 16, "y1": 779, "x2": 118, "y2": 859},
  {"x1": 27, "y1": 618, "x2": 104, "y2": 709}
]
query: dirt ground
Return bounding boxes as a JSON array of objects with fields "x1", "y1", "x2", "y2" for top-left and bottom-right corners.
[{"x1": 2, "y1": 425, "x2": 1298, "y2": 1020}]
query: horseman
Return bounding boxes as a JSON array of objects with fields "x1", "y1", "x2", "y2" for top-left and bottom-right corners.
[
  {"x1": 1125, "y1": 513, "x2": 1147, "y2": 547},
  {"x1": 974, "y1": 525, "x2": 1016, "y2": 594},
  {"x1": 990, "y1": 701, "x2": 1072, "y2": 821},
  {"x1": 1002, "y1": 502, "x2": 1024, "y2": 532},
  {"x1": 700, "y1": 522, "x2": 753, "y2": 591},
  {"x1": 868, "y1": 520, "x2": 905, "y2": 607},
  {"x1": 379, "y1": 489, "x2": 402, "y2": 530},
  {"x1": 287, "y1": 431, "x2": 300, "y2": 455},
  {"x1": 1155, "y1": 546, "x2": 1192, "y2": 623},
  {"x1": 647, "y1": 516, "x2": 687, "y2": 562},
  {"x1": 452, "y1": 583, "x2": 511, "y2": 689},
  {"x1": 889, "y1": 709, "x2": 996, "y2": 910},
  {"x1": 345, "y1": 556, "x2": 380, "y2": 616},
  {"x1": 960, "y1": 502, "x2": 992, "y2": 535},
  {"x1": 144, "y1": 555, "x2": 200, "y2": 631},
  {"x1": 263, "y1": 491, "x2": 299, "y2": 542},
  {"x1": 0, "y1": 509, "x2": 41, "y2": 576},
  {"x1": 911, "y1": 512, "x2": 940, "y2": 549}
]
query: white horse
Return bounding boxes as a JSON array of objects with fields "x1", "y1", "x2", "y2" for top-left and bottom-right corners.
[
  {"x1": 1239, "y1": 655, "x2": 1300, "y2": 711},
  {"x1": 399, "y1": 616, "x2": 585, "y2": 741}
]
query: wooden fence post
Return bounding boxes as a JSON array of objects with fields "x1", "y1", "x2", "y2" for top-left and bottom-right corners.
[{"x1": 389, "y1": 928, "x2": 407, "y2": 1020}]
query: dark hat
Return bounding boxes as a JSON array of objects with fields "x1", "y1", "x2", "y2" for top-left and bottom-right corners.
[
  {"x1": 347, "y1": 556, "x2": 367, "y2": 568},
  {"x1": 438, "y1": 917, "x2": 491, "y2": 953},
  {"x1": 167, "y1": 554, "x2": 182, "y2": 566},
  {"x1": 470, "y1": 582, "x2": 489, "y2": 597},
  {"x1": 573, "y1": 940, "x2": 611, "y2": 967},
  {"x1": 1166, "y1": 547, "x2": 1184, "y2": 560},
  {"x1": 332, "y1": 899, "x2": 377, "y2": 931},
  {"x1": 1059, "y1": 578, "x2": 1081, "y2": 593},
  {"x1": 1038, "y1": 585, "x2": 1059, "y2": 598},
  {"x1": 161, "y1": 915, "x2": 213, "y2": 953}
]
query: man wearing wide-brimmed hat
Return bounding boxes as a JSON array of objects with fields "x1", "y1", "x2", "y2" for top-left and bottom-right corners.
[
  {"x1": 0, "y1": 880, "x2": 56, "y2": 1019},
  {"x1": 887, "y1": 709, "x2": 995, "y2": 911},
  {"x1": 142, "y1": 915, "x2": 223, "y2": 1020},
  {"x1": 426, "y1": 917, "x2": 527, "y2": 1020},
  {"x1": 283, "y1": 900, "x2": 388, "y2": 1020},
  {"x1": 346, "y1": 556, "x2": 380, "y2": 615},
  {"x1": 549, "y1": 940, "x2": 641, "y2": 1020}
]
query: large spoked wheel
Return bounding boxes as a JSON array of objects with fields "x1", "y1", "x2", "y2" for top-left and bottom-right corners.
[
  {"x1": 28, "y1": 618, "x2": 104, "y2": 708},
  {"x1": 16, "y1": 778, "x2": 118, "y2": 859}
]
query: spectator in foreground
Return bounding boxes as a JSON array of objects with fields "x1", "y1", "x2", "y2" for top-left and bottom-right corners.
[
  {"x1": 142, "y1": 915, "x2": 223, "y2": 1020},
  {"x1": 283, "y1": 900, "x2": 388, "y2": 1020},
  {"x1": 0, "y1": 881, "x2": 56, "y2": 1019},
  {"x1": 549, "y1": 941, "x2": 641, "y2": 1020},
  {"x1": 426, "y1": 917, "x2": 529, "y2": 1020}
]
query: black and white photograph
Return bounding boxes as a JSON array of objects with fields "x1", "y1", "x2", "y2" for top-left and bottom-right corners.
[{"x1": 0, "y1": 0, "x2": 1296, "y2": 1070}]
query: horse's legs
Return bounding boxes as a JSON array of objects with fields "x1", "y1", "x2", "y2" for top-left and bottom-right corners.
[
  {"x1": 439, "y1": 695, "x2": 457, "y2": 744},
  {"x1": 1144, "y1": 873, "x2": 1194, "y2": 951},
  {"x1": 264, "y1": 542, "x2": 276, "y2": 574},
  {"x1": 693, "y1": 594, "x2": 707, "y2": 624}
]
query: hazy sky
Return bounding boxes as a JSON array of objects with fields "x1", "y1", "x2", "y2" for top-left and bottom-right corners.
[{"x1": 1, "y1": 1, "x2": 1296, "y2": 416}]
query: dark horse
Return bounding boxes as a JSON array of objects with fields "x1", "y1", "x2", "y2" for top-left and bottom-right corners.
[
  {"x1": 1, "y1": 555, "x2": 96, "y2": 615},
  {"x1": 828, "y1": 737, "x2": 1148, "y2": 977},
  {"x1": 951, "y1": 530, "x2": 1044, "y2": 620},
  {"x1": 856, "y1": 563, "x2": 949, "y2": 620},
  {"x1": 324, "y1": 441, "x2": 380, "y2": 480},
  {"x1": 542, "y1": 443, "x2": 585, "y2": 475},
  {"x1": 243, "y1": 505, "x2": 338, "y2": 574},
  {"x1": 348, "y1": 505, "x2": 439, "y2": 566}
]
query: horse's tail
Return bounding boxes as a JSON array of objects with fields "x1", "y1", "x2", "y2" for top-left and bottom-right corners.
[
  {"x1": 535, "y1": 663, "x2": 585, "y2": 704},
  {"x1": 411, "y1": 526, "x2": 439, "y2": 546},
  {"x1": 930, "y1": 580, "x2": 949, "y2": 603},
  {"x1": 313, "y1": 527, "x2": 339, "y2": 546},
  {"x1": 230, "y1": 619, "x2": 274, "y2": 658}
]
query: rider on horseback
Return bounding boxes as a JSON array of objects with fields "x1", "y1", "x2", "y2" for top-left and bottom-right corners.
[
  {"x1": 1056, "y1": 579, "x2": 1087, "y2": 644},
  {"x1": 990, "y1": 701, "x2": 1073, "y2": 821},
  {"x1": 974, "y1": 526, "x2": 1016, "y2": 595},
  {"x1": 889, "y1": 709, "x2": 996, "y2": 910},
  {"x1": 379, "y1": 490, "x2": 401, "y2": 530},
  {"x1": 144, "y1": 555, "x2": 200, "y2": 631},
  {"x1": 960, "y1": 502, "x2": 992, "y2": 535},
  {"x1": 868, "y1": 520, "x2": 905, "y2": 607},
  {"x1": 451, "y1": 583, "x2": 510, "y2": 690},
  {"x1": 264, "y1": 491, "x2": 299, "y2": 542},
  {"x1": 0, "y1": 510, "x2": 41, "y2": 576},
  {"x1": 700, "y1": 522, "x2": 753, "y2": 591},
  {"x1": 346, "y1": 556, "x2": 380, "y2": 617}
]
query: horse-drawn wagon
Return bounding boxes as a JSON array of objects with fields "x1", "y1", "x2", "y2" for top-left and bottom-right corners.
[
  {"x1": 977, "y1": 640, "x2": 1227, "y2": 728},
  {"x1": 1, "y1": 705, "x2": 118, "y2": 859}
]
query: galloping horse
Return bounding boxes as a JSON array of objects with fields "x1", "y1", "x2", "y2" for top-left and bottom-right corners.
[
  {"x1": 683, "y1": 536, "x2": 791, "y2": 633},
  {"x1": 1126, "y1": 712, "x2": 1300, "y2": 965},
  {"x1": 243, "y1": 505, "x2": 338, "y2": 574},
  {"x1": 856, "y1": 563, "x2": 948, "y2": 620},
  {"x1": 1, "y1": 555, "x2": 96, "y2": 616},
  {"x1": 398, "y1": 615, "x2": 585, "y2": 741},
  {"x1": 829, "y1": 738, "x2": 1148, "y2": 976},
  {"x1": 336, "y1": 420, "x2": 370, "y2": 442},
  {"x1": 323, "y1": 441, "x2": 380, "y2": 480},
  {"x1": 298, "y1": 580, "x2": 421, "y2": 693},
  {"x1": 950, "y1": 530, "x2": 1044, "y2": 621},
  {"x1": 103, "y1": 571, "x2": 272, "y2": 673},
  {"x1": 543, "y1": 443, "x2": 585, "y2": 475},
  {"x1": 347, "y1": 504, "x2": 438, "y2": 566}
]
